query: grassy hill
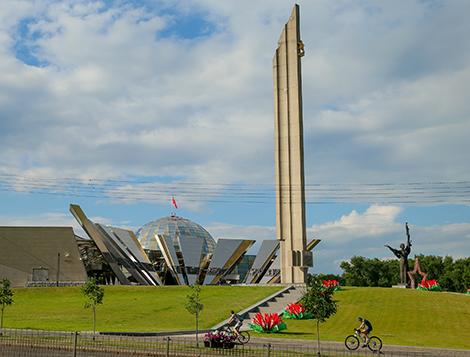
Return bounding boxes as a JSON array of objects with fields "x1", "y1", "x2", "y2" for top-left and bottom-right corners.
[
  {"x1": 4, "y1": 285, "x2": 470, "y2": 350},
  {"x1": 5, "y1": 285, "x2": 281, "y2": 332},
  {"x1": 271, "y1": 287, "x2": 470, "y2": 350}
]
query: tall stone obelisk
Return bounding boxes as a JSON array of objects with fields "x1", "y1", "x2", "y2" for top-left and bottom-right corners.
[{"x1": 273, "y1": 4, "x2": 309, "y2": 284}]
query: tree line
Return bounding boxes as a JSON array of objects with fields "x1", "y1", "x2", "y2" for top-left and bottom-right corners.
[{"x1": 336, "y1": 255, "x2": 470, "y2": 293}]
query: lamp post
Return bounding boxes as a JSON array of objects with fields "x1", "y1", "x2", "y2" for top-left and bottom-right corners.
[{"x1": 56, "y1": 252, "x2": 60, "y2": 287}]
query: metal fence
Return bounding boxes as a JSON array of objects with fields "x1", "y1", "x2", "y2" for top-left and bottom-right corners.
[{"x1": 0, "y1": 329, "x2": 468, "y2": 357}]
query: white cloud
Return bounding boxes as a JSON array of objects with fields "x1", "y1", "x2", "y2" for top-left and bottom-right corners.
[
  {"x1": 310, "y1": 205, "x2": 403, "y2": 243},
  {"x1": 0, "y1": 1, "x2": 469, "y2": 279},
  {"x1": 0, "y1": 0, "x2": 278, "y2": 188},
  {"x1": 0, "y1": 0, "x2": 469, "y2": 229},
  {"x1": 0, "y1": 212, "x2": 76, "y2": 227},
  {"x1": 0, "y1": 0, "x2": 468, "y2": 191},
  {"x1": 207, "y1": 222, "x2": 275, "y2": 239},
  {"x1": 0, "y1": 211, "x2": 127, "y2": 239},
  {"x1": 1, "y1": 203, "x2": 468, "y2": 274},
  {"x1": 0, "y1": 212, "x2": 87, "y2": 238},
  {"x1": 312, "y1": 208, "x2": 470, "y2": 273},
  {"x1": 204, "y1": 205, "x2": 470, "y2": 273},
  {"x1": 206, "y1": 222, "x2": 275, "y2": 254}
]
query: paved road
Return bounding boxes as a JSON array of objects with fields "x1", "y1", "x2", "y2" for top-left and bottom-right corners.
[
  {"x1": 248, "y1": 336, "x2": 470, "y2": 357},
  {"x1": 170, "y1": 333, "x2": 470, "y2": 357}
]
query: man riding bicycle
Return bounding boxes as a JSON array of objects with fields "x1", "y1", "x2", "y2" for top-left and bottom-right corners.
[
  {"x1": 357, "y1": 317, "x2": 373, "y2": 347},
  {"x1": 227, "y1": 310, "x2": 243, "y2": 337}
]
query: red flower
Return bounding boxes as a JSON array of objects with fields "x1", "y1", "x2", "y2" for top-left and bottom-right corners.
[
  {"x1": 418, "y1": 279, "x2": 440, "y2": 289},
  {"x1": 251, "y1": 312, "x2": 284, "y2": 332},
  {"x1": 322, "y1": 279, "x2": 339, "y2": 288},
  {"x1": 285, "y1": 303, "x2": 305, "y2": 316}
]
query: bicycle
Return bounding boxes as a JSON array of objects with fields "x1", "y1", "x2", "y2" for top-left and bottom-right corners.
[
  {"x1": 220, "y1": 325, "x2": 250, "y2": 344},
  {"x1": 345, "y1": 329, "x2": 382, "y2": 352}
]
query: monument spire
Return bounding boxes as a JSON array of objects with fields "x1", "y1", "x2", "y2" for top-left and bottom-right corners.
[{"x1": 273, "y1": 4, "x2": 311, "y2": 284}]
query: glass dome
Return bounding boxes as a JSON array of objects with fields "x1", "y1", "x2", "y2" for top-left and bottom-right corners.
[{"x1": 136, "y1": 215, "x2": 216, "y2": 256}]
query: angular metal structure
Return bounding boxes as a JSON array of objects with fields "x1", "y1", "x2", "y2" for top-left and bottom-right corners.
[
  {"x1": 257, "y1": 238, "x2": 321, "y2": 285},
  {"x1": 156, "y1": 233, "x2": 184, "y2": 285},
  {"x1": 97, "y1": 224, "x2": 162, "y2": 285},
  {"x1": 178, "y1": 232, "x2": 205, "y2": 285},
  {"x1": 203, "y1": 238, "x2": 254, "y2": 285},
  {"x1": 260, "y1": 254, "x2": 281, "y2": 284},
  {"x1": 70, "y1": 204, "x2": 161, "y2": 285},
  {"x1": 273, "y1": 4, "x2": 311, "y2": 283},
  {"x1": 244, "y1": 240, "x2": 279, "y2": 284}
]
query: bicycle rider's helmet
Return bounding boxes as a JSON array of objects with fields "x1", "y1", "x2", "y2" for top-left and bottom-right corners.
[{"x1": 357, "y1": 317, "x2": 363, "y2": 321}]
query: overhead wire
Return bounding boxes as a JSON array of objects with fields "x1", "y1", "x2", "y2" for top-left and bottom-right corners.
[{"x1": 0, "y1": 173, "x2": 469, "y2": 205}]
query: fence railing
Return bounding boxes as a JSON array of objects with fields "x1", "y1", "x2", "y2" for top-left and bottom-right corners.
[{"x1": 0, "y1": 328, "x2": 467, "y2": 357}]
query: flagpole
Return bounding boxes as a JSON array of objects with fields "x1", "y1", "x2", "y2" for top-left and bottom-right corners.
[{"x1": 171, "y1": 196, "x2": 178, "y2": 216}]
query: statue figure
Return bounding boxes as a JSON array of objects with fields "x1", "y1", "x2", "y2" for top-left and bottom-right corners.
[{"x1": 385, "y1": 223, "x2": 412, "y2": 286}]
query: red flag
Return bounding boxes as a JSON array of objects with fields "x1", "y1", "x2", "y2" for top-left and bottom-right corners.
[{"x1": 171, "y1": 196, "x2": 178, "y2": 209}]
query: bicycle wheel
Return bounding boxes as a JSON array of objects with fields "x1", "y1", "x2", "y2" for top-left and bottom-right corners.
[
  {"x1": 238, "y1": 331, "x2": 250, "y2": 344},
  {"x1": 367, "y1": 336, "x2": 382, "y2": 352},
  {"x1": 344, "y1": 335, "x2": 360, "y2": 350}
]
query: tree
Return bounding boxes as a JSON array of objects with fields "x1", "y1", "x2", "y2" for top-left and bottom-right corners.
[
  {"x1": 340, "y1": 255, "x2": 470, "y2": 292},
  {"x1": 185, "y1": 284, "x2": 204, "y2": 347},
  {"x1": 0, "y1": 279, "x2": 14, "y2": 333},
  {"x1": 301, "y1": 275, "x2": 337, "y2": 356},
  {"x1": 341, "y1": 256, "x2": 400, "y2": 287},
  {"x1": 81, "y1": 278, "x2": 104, "y2": 337}
]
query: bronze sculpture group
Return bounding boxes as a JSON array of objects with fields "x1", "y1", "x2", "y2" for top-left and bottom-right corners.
[
  {"x1": 385, "y1": 222, "x2": 412, "y2": 286},
  {"x1": 385, "y1": 222, "x2": 429, "y2": 288}
]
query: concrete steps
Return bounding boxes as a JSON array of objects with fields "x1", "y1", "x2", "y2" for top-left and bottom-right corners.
[
  {"x1": 241, "y1": 285, "x2": 304, "y2": 329},
  {"x1": 211, "y1": 285, "x2": 305, "y2": 331}
]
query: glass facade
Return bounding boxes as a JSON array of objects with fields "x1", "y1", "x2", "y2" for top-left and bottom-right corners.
[{"x1": 136, "y1": 215, "x2": 216, "y2": 256}]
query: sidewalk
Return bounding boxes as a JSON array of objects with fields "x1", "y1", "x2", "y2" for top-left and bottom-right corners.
[{"x1": 248, "y1": 335, "x2": 470, "y2": 357}]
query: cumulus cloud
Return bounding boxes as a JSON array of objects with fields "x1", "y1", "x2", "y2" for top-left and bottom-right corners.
[
  {"x1": 206, "y1": 221, "x2": 276, "y2": 253},
  {"x1": 0, "y1": 0, "x2": 469, "y2": 193},
  {"x1": 0, "y1": 212, "x2": 87, "y2": 237},
  {"x1": 204, "y1": 204, "x2": 470, "y2": 273},
  {"x1": 312, "y1": 207, "x2": 470, "y2": 273},
  {"x1": 1, "y1": 0, "x2": 283, "y2": 192},
  {"x1": 0, "y1": 210, "x2": 135, "y2": 239},
  {"x1": 207, "y1": 222, "x2": 275, "y2": 239},
  {"x1": 0, "y1": 1, "x2": 469, "y2": 272},
  {"x1": 310, "y1": 205, "x2": 402, "y2": 243},
  {"x1": 1, "y1": 202, "x2": 468, "y2": 274},
  {"x1": 0, "y1": 212, "x2": 77, "y2": 227}
]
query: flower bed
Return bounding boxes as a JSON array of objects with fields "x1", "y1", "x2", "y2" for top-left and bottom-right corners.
[
  {"x1": 322, "y1": 279, "x2": 341, "y2": 291},
  {"x1": 281, "y1": 302, "x2": 313, "y2": 319},
  {"x1": 203, "y1": 330, "x2": 236, "y2": 349},
  {"x1": 417, "y1": 279, "x2": 441, "y2": 291},
  {"x1": 249, "y1": 312, "x2": 286, "y2": 333},
  {"x1": 467, "y1": 288, "x2": 470, "y2": 295}
]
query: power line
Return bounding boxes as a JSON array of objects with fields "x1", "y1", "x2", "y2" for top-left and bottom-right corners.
[{"x1": 0, "y1": 173, "x2": 469, "y2": 205}]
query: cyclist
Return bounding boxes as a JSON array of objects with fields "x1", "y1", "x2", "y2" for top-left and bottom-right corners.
[
  {"x1": 357, "y1": 317, "x2": 373, "y2": 347},
  {"x1": 227, "y1": 310, "x2": 243, "y2": 337}
]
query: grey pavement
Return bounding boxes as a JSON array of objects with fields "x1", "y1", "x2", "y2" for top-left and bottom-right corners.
[
  {"x1": 169, "y1": 333, "x2": 470, "y2": 357},
  {"x1": 248, "y1": 336, "x2": 470, "y2": 357}
]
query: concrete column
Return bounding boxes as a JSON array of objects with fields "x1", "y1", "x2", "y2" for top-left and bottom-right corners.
[{"x1": 273, "y1": 4, "x2": 307, "y2": 284}]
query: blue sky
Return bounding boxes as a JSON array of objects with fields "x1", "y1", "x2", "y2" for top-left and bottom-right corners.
[{"x1": 1, "y1": 0, "x2": 469, "y2": 274}]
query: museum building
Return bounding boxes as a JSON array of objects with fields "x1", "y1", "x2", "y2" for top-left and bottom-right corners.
[{"x1": 1, "y1": 204, "x2": 309, "y2": 287}]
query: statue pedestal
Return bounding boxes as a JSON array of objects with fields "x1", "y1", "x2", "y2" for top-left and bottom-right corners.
[{"x1": 392, "y1": 284, "x2": 407, "y2": 288}]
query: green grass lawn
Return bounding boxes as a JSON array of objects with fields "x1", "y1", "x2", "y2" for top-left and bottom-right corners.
[
  {"x1": 4, "y1": 285, "x2": 470, "y2": 350},
  {"x1": 262, "y1": 287, "x2": 470, "y2": 350},
  {"x1": 5, "y1": 285, "x2": 281, "y2": 332}
]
